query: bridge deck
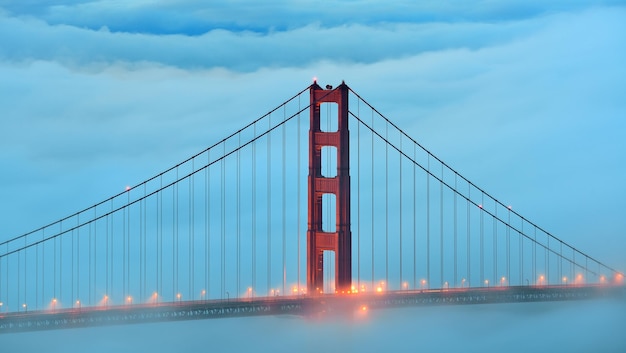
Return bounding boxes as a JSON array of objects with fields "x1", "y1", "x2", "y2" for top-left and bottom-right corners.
[{"x1": 1, "y1": 285, "x2": 623, "y2": 334}]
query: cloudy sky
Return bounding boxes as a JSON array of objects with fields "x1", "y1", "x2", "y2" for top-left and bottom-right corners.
[
  {"x1": 0, "y1": 0, "x2": 624, "y2": 350},
  {"x1": 1, "y1": 0, "x2": 624, "y2": 268}
]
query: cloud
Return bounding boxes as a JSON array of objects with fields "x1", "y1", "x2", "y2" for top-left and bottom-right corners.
[
  {"x1": 2, "y1": 0, "x2": 624, "y2": 35},
  {"x1": 0, "y1": 4, "x2": 624, "y2": 271},
  {"x1": 1, "y1": 299, "x2": 624, "y2": 353},
  {"x1": 5, "y1": 3, "x2": 624, "y2": 72}
]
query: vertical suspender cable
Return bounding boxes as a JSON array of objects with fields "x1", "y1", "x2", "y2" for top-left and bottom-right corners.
[
  {"x1": 297, "y1": 96, "x2": 301, "y2": 292},
  {"x1": 494, "y1": 202, "x2": 497, "y2": 284},
  {"x1": 467, "y1": 185, "x2": 470, "y2": 287},
  {"x1": 533, "y1": 226, "x2": 536, "y2": 283},
  {"x1": 480, "y1": 193, "x2": 484, "y2": 285},
  {"x1": 42, "y1": 229, "x2": 45, "y2": 307},
  {"x1": 190, "y1": 161, "x2": 194, "y2": 299},
  {"x1": 94, "y1": 213, "x2": 97, "y2": 305},
  {"x1": 399, "y1": 134, "x2": 403, "y2": 288},
  {"x1": 413, "y1": 143, "x2": 417, "y2": 289},
  {"x1": 16, "y1": 239, "x2": 19, "y2": 308},
  {"x1": 426, "y1": 155, "x2": 430, "y2": 287},
  {"x1": 252, "y1": 122, "x2": 257, "y2": 295},
  {"x1": 173, "y1": 170, "x2": 177, "y2": 299},
  {"x1": 559, "y1": 242, "x2": 562, "y2": 285},
  {"x1": 60, "y1": 221, "x2": 63, "y2": 303},
  {"x1": 267, "y1": 114, "x2": 272, "y2": 295},
  {"x1": 206, "y1": 152, "x2": 211, "y2": 298},
  {"x1": 385, "y1": 121, "x2": 389, "y2": 286},
  {"x1": 143, "y1": 183, "x2": 147, "y2": 301},
  {"x1": 76, "y1": 215, "x2": 79, "y2": 306},
  {"x1": 454, "y1": 173, "x2": 457, "y2": 288},
  {"x1": 159, "y1": 174, "x2": 163, "y2": 299},
  {"x1": 127, "y1": 190, "x2": 130, "y2": 299},
  {"x1": 123, "y1": 193, "x2": 126, "y2": 299},
  {"x1": 222, "y1": 142, "x2": 226, "y2": 299},
  {"x1": 507, "y1": 206, "x2": 511, "y2": 285},
  {"x1": 440, "y1": 163, "x2": 444, "y2": 288},
  {"x1": 544, "y1": 237, "x2": 550, "y2": 284},
  {"x1": 282, "y1": 106, "x2": 286, "y2": 295},
  {"x1": 205, "y1": 153, "x2": 209, "y2": 298},
  {"x1": 238, "y1": 133, "x2": 242, "y2": 297},
  {"x1": 371, "y1": 109, "x2": 375, "y2": 289},
  {"x1": 34, "y1": 233, "x2": 38, "y2": 308},
  {"x1": 509, "y1": 219, "x2": 524, "y2": 285},
  {"x1": 357, "y1": 98, "x2": 361, "y2": 289},
  {"x1": 106, "y1": 205, "x2": 109, "y2": 303}
]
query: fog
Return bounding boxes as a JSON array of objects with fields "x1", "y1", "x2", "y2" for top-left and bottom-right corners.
[{"x1": 2, "y1": 297, "x2": 624, "y2": 353}]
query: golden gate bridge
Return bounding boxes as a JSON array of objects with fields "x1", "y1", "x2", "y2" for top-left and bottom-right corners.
[{"x1": 0, "y1": 82, "x2": 623, "y2": 332}]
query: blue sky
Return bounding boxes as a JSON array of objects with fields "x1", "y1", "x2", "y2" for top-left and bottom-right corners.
[{"x1": 0, "y1": 0, "x2": 625, "y2": 351}]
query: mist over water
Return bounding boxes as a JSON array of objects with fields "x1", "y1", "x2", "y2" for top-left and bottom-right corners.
[{"x1": 2, "y1": 297, "x2": 624, "y2": 353}]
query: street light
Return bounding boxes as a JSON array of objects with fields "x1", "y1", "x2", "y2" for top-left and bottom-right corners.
[{"x1": 461, "y1": 278, "x2": 466, "y2": 288}]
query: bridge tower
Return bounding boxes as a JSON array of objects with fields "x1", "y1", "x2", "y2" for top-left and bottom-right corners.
[{"x1": 307, "y1": 81, "x2": 352, "y2": 294}]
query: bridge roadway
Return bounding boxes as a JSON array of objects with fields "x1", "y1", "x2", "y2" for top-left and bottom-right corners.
[{"x1": 1, "y1": 285, "x2": 623, "y2": 333}]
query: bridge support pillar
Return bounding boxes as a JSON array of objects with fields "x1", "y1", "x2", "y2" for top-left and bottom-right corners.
[{"x1": 307, "y1": 81, "x2": 352, "y2": 294}]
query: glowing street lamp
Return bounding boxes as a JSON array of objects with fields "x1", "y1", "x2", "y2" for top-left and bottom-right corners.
[
  {"x1": 575, "y1": 274, "x2": 584, "y2": 285},
  {"x1": 484, "y1": 279, "x2": 489, "y2": 288},
  {"x1": 461, "y1": 278, "x2": 466, "y2": 288},
  {"x1": 376, "y1": 281, "x2": 386, "y2": 293},
  {"x1": 562, "y1": 276, "x2": 568, "y2": 285},
  {"x1": 538, "y1": 275, "x2": 545, "y2": 286},
  {"x1": 500, "y1": 277, "x2": 507, "y2": 286},
  {"x1": 420, "y1": 279, "x2": 427, "y2": 290}
]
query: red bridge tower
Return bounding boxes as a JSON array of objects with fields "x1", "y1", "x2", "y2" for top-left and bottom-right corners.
[{"x1": 307, "y1": 81, "x2": 352, "y2": 294}]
